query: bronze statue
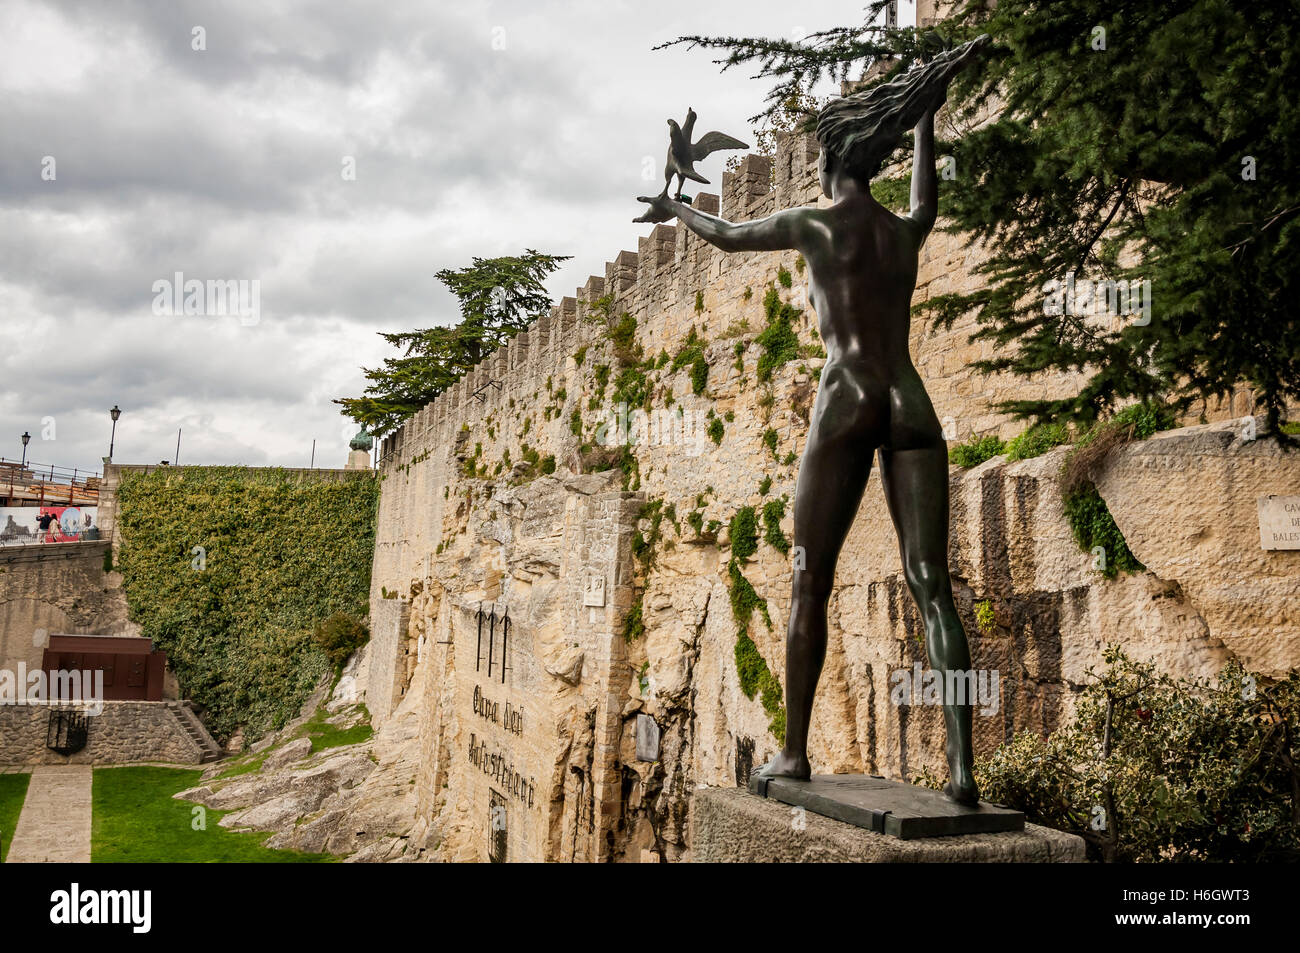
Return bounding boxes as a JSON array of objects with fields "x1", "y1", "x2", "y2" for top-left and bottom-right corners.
[{"x1": 636, "y1": 37, "x2": 990, "y2": 804}]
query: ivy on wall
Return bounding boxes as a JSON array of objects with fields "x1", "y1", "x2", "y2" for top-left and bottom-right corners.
[{"x1": 115, "y1": 467, "x2": 378, "y2": 743}]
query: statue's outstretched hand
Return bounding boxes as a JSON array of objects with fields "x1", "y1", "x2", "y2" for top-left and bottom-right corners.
[{"x1": 634, "y1": 194, "x2": 677, "y2": 224}]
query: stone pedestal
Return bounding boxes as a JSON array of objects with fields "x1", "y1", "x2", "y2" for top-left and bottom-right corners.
[
  {"x1": 750, "y1": 773, "x2": 1025, "y2": 839},
  {"x1": 692, "y1": 786, "x2": 1085, "y2": 862}
]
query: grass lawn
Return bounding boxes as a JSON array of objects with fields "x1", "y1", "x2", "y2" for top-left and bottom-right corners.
[
  {"x1": 92, "y1": 766, "x2": 334, "y2": 863},
  {"x1": 300, "y1": 704, "x2": 373, "y2": 754},
  {"x1": 0, "y1": 773, "x2": 31, "y2": 863},
  {"x1": 211, "y1": 703, "x2": 373, "y2": 782}
]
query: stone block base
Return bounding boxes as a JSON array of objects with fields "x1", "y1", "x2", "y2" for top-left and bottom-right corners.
[{"x1": 691, "y1": 786, "x2": 1085, "y2": 862}]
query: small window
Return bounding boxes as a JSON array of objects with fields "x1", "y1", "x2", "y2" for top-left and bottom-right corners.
[{"x1": 489, "y1": 790, "x2": 508, "y2": 863}]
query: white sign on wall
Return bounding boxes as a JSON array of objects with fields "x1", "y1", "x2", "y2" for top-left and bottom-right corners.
[
  {"x1": 1258, "y1": 496, "x2": 1300, "y2": 550},
  {"x1": 583, "y1": 575, "x2": 606, "y2": 607}
]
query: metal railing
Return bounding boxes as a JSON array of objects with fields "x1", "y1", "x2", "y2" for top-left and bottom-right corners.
[{"x1": 0, "y1": 458, "x2": 102, "y2": 506}]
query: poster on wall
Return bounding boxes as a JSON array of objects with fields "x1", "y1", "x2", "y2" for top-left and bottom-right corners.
[{"x1": 0, "y1": 506, "x2": 100, "y2": 545}]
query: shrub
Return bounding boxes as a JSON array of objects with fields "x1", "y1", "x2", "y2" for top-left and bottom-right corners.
[
  {"x1": 1006, "y1": 423, "x2": 1071, "y2": 461},
  {"x1": 1058, "y1": 402, "x2": 1175, "y2": 575},
  {"x1": 967, "y1": 649, "x2": 1300, "y2": 862},
  {"x1": 707, "y1": 418, "x2": 724, "y2": 444},
  {"x1": 727, "y1": 559, "x2": 783, "y2": 744},
  {"x1": 949, "y1": 434, "x2": 1005, "y2": 468},
  {"x1": 672, "y1": 327, "x2": 706, "y2": 373},
  {"x1": 756, "y1": 288, "x2": 800, "y2": 382},
  {"x1": 621, "y1": 597, "x2": 644, "y2": 643},
  {"x1": 729, "y1": 506, "x2": 759, "y2": 560},
  {"x1": 312, "y1": 612, "x2": 369, "y2": 671},
  {"x1": 1062, "y1": 484, "x2": 1144, "y2": 578},
  {"x1": 607, "y1": 312, "x2": 640, "y2": 366},
  {"x1": 690, "y1": 357, "x2": 709, "y2": 395},
  {"x1": 762, "y1": 499, "x2": 790, "y2": 554},
  {"x1": 612, "y1": 367, "x2": 650, "y2": 410},
  {"x1": 607, "y1": 311, "x2": 637, "y2": 350}
]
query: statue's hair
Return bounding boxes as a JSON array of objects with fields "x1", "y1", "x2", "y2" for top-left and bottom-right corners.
[{"x1": 816, "y1": 35, "x2": 989, "y2": 182}]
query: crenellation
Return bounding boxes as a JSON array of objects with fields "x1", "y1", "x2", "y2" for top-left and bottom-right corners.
[
  {"x1": 649, "y1": 224, "x2": 676, "y2": 270},
  {"x1": 635, "y1": 234, "x2": 657, "y2": 291},
  {"x1": 519, "y1": 329, "x2": 535, "y2": 377},
  {"x1": 773, "y1": 131, "x2": 819, "y2": 206},
  {"x1": 561, "y1": 294, "x2": 578, "y2": 326},
  {"x1": 722, "y1": 154, "x2": 772, "y2": 218},
  {"x1": 610, "y1": 250, "x2": 639, "y2": 297},
  {"x1": 582, "y1": 275, "x2": 605, "y2": 306}
]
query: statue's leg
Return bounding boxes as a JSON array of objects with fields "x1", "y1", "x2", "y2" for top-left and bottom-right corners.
[
  {"x1": 877, "y1": 443, "x2": 980, "y2": 805},
  {"x1": 755, "y1": 390, "x2": 877, "y2": 781}
]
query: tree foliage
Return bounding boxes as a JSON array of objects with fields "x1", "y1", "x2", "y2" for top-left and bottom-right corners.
[
  {"x1": 336, "y1": 250, "x2": 570, "y2": 435},
  {"x1": 665, "y1": 0, "x2": 1300, "y2": 438}
]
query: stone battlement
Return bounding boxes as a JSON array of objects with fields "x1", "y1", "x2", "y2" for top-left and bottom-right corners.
[{"x1": 377, "y1": 133, "x2": 827, "y2": 469}]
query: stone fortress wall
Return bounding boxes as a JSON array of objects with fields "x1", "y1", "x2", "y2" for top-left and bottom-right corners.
[
  {"x1": 0, "y1": 541, "x2": 137, "y2": 677},
  {"x1": 367, "y1": 130, "x2": 1300, "y2": 862}
]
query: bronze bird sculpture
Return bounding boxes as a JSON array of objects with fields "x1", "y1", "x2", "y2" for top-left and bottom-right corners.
[{"x1": 657, "y1": 107, "x2": 747, "y2": 203}]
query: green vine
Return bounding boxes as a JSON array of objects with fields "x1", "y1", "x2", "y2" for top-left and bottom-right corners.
[
  {"x1": 757, "y1": 288, "x2": 800, "y2": 382},
  {"x1": 727, "y1": 558, "x2": 784, "y2": 744},
  {"x1": 115, "y1": 467, "x2": 378, "y2": 742}
]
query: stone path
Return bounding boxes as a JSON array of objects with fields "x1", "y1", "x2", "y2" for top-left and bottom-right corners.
[{"x1": 5, "y1": 765, "x2": 92, "y2": 863}]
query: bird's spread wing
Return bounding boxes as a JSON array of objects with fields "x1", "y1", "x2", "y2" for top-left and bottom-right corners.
[{"x1": 691, "y1": 131, "x2": 748, "y2": 161}]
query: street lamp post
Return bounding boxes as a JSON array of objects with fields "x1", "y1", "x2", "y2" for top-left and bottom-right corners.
[
  {"x1": 20, "y1": 431, "x2": 30, "y2": 467},
  {"x1": 108, "y1": 405, "x2": 121, "y2": 462}
]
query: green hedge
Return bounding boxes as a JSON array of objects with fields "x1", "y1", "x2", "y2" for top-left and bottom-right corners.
[{"x1": 115, "y1": 467, "x2": 378, "y2": 742}]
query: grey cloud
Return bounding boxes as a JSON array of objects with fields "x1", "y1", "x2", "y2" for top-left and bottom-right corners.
[{"x1": 2, "y1": 0, "x2": 881, "y2": 475}]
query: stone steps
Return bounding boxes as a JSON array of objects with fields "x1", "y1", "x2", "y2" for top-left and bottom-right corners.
[{"x1": 168, "y1": 701, "x2": 223, "y2": 763}]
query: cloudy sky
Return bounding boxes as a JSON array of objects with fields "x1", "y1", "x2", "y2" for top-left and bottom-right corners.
[{"x1": 0, "y1": 0, "x2": 912, "y2": 475}]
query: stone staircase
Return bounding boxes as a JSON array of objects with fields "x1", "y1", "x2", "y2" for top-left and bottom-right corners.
[{"x1": 167, "y1": 701, "x2": 223, "y2": 764}]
